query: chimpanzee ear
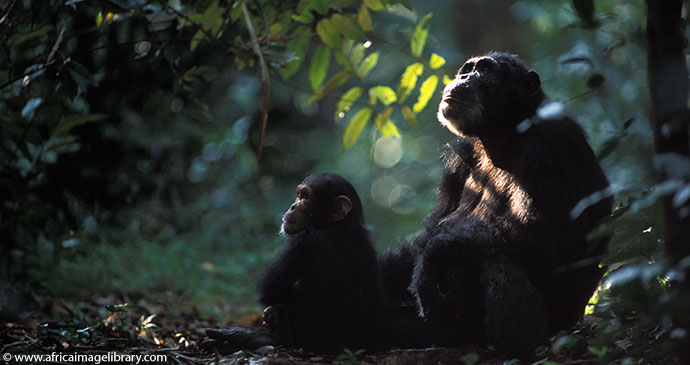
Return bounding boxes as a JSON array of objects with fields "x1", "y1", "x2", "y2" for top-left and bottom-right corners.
[
  {"x1": 527, "y1": 70, "x2": 541, "y2": 90},
  {"x1": 330, "y1": 195, "x2": 352, "y2": 221}
]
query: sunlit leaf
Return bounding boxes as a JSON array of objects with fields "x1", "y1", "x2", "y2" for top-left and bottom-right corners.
[
  {"x1": 369, "y1": 86, "x2": 397, "y2": 106},
  {"x1": 331, "y1": 14, "x2": 364, "y2": 40},
  {"x1": 309, "y1": 71, "x2": 351, "y2": 104},
  {"x1": 442, "y1": 74, "x2": 452, "y2": 85},
  {"x1": 52, "y1": 114, "x2": 108, "y2": 137},
  {"x1": 429, "y1": 53, "x2": 446, "y2": 69},
  {"x1": 396, "y1": 62, "x2": 423, "y2": 103},
  {"x1": 357, "y1": 52, "x2": 379, "y2": 78},
  {"x1": 335, "y1": 87, "x2": 363, "y2": 121},
  {"x1": 375, "y1": 107, "x2": 400, "y2": 138},
  {"x1": 316, "y1": 18, "x2": 341, "y2": 48},
  {"x1": 309, "y1": 45, "x2": 331, "y2": 91},
  {"x1": 343, "y1": 108, "x2": 372, "y2": 150},
  {"x1": 348, "y1": 43, "x2": 366, "y2": 66},
  {"x1": 363, "y1": 0, "x2": 384, "y2": 11},
  {"x1": 375, "y1": 106, "x2": 393, "y2": 129},
  {"x1": 402, "y1": 105, "x2": 418, "y2": 127},
  {"x1": 411, "y1": 13, "x2": 432, "y2": 57},
  {"x1": 357, "y1": 5, "x2": 373, "y2": 32},
  {"x1": 413, "y1": 75, "x2": 438, "y2": 113},
  {"x1": 379, "y1": 120, "x2": 400, "y2": 138}
]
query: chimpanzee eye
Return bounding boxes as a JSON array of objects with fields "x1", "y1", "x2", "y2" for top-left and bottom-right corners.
[
  {"x1": 475, "y1": 59, "x2": 494, "y2": 73},
  {"x1": 458, "y1": 62, "x2": 475, "y2": 75}
]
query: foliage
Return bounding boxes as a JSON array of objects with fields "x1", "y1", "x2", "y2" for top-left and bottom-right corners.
[{"x1": 1, "y1": 0, "x2": 689, "y2": 362}]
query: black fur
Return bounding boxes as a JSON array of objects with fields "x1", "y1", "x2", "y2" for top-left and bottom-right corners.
[
  {"x1": 379, "y1": 53, "x2": 612, "y2": 359},
  {"x1": 202, "y1": 174, "x2": 457, "y2": 354}
]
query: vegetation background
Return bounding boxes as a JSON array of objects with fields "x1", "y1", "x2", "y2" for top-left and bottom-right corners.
[{"x1": 1, "y1": 0, "x2": 689, "y2": 363}]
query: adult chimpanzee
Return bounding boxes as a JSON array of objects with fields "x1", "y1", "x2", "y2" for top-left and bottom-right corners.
[
  {"x1": 202, "y1": 173, "x2": 456, "y2": 354},
  {"x1": 378, "y1": 52, "x2": 612, "y2": 359}
]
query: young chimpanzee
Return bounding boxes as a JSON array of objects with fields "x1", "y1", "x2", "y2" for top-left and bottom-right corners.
[
  {"x1": 378, "y1": 52, "x2": 613, "y2": 359},
  {"x1": 202, "y1": 173, "x2": 455, "y2": 354}
]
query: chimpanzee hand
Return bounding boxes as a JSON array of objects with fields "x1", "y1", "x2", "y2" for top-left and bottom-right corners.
[
  {"x1": 262, "y1": 305, "x2": 286, "y2": 330},
  {"x1": 200, "y1": 327, "x2": 275, "y2": 354},
  {"x1": 409, "y1": 225, "x2": 491, "y2": 325},
  {"x1": 409, "y1": 237, "x2": 458, "y2": 323}
]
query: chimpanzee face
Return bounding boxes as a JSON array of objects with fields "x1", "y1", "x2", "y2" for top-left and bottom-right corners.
[
  {"x1": 437, "y1": 53, "x2": 543, "y2": 137},
  {"x1": 437, "y1": 56, "x2": 497, "y2": 136},
  {"x1": 281, "y1": 175, "x2": 353, "y2": 235}
]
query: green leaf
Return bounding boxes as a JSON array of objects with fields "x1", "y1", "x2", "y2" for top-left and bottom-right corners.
[
  {"x1": 52, "y1": 114, "x2": 108, "y2": 137},
  {"x1": 413, "y1": 75, "x2": 438, "y2": 113},
  {"x1": 309, "y1": 71, "x2": 351, "y2": 104},
  {"x1": 461, "y1": 353, "x2": 479, "y2": 365},
  {"x1": 369, "y1": 86, "x2": 397, "y2": 106},
  {"x1": 442, "y1": 74, "x2": 452, "y2": 85},
  {"x1": 411, "y1": 13, "x2": 432, "y2": 57},
  {"x1": 309, "y1": 0, "x2": 329, "y2": 15},
  {"x1": 331, "y1": 14, "x2": 364, "y2": 40},
  {"x1": 281, "y1": 26, "x2": 310, "y2": 79},
  {"x1": 357, "y1": 5, "x2": 373, "y2": 32},
  {"x1": 348, "y1": 43, "x2": 366, "y2": 66},
  {"x1": 343, "y1": 108, "x2": 372, "y2": 150},
  {"x1": 309, "y1": 45, "x2": 331, "y2": 91},
  {"x1": 190, "y1": 30, "x2": 204, "y2": 51},
  {"x1": 357, "y1": 51, "x2": 379, "y2": 78},
  {"x1": 335, "y1": 87, "x2": 363, "y2": 122},
  {"x1": 262, "y1": 44, "x2": 298, "y2": 66},
  {"x1": 8, "y1": 25, "x2": 54, "y2": 47},
  {"x1": 316, "y1": 18, "x2": 342, "y2": 48},
  {"x1": 429, "y1": 53, "x2": 446, "y2": 69},
  {"x1": 363, "y1": 0, "x2": 384, "y2": 11},
  {"x1": 291, "y1": 11, "x2": 314, "y2": 24},
  {"x1": 183, "y1": 65, "x2": 220, "y2": 82},
  {"x1": 402, "y1": 105, "x2": 418, "y2": 127},
  {"x1": 396, "y1": 62, "x2": 424, "y2": 103}
]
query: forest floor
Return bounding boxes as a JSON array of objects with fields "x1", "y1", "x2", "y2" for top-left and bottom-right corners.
[{"x1": 0, "y1": 294, "x2": 617, "y2": 365}]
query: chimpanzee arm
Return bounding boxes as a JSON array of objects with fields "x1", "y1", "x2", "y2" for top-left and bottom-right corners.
[
  {"x1": 379, "y1": 138, "x2": 476, "y2": 304},
  {"x1": 378, "y1": 235, "x2": 425, "y2": 304},
  {"x1": 256, "y1": 240, "x2": 310, "y2": 306}
]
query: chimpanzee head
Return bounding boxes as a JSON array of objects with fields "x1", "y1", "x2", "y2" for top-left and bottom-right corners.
[
  {"x1": 281, "y1": 173, "x2": 364, "y2": 235},
  {"x1": 437, "y1": 52, "x2": 545, "y2": 137}
]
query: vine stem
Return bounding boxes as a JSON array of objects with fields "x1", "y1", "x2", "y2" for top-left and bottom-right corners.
[{"x1": 242, "y1": 3, "x2": 271, "y2": 162}]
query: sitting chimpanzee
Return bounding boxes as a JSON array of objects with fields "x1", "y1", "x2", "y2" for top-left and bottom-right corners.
[
  {"x1": 202, "y1": 173, "x2": 457, "y2": 354},
  {"x1": 378, "y1": 52, "x2": 613, "y2": 359}
]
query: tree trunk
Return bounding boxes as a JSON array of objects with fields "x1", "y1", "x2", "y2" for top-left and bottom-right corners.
[{"x1": 646, "y1": 0, "x2": 690, "y2": 262}]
